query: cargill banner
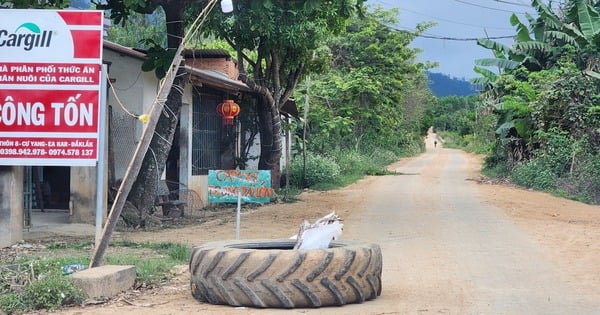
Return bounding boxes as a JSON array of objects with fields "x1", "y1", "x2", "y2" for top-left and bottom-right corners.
[{"x1": 0, "y1": 9, "x2": 104, "y2": 166}]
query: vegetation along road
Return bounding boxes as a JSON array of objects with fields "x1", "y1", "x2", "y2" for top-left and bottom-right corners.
[{"x1": 57, "y1": 136, "x2": 600, "y2": 314}]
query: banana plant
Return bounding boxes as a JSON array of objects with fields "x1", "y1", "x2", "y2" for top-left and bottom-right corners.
[
  {"x1": 537, "y1": 0, "x2": 600, "y2": 77},
  {"x1": 476, "y1": 0, "x2": 600, "y2": 79}
]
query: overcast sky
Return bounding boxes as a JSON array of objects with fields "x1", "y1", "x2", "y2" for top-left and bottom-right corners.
[{"x1": 368, "y1": 0, "x2": 540, "y2": 79}]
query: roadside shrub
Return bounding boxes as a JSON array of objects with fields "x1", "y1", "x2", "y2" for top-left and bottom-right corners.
[
  {"x1": 0, "y1": 293, "x2": 22, "y2": 315},
  {"x1": 331, "y1": 150, "x2": 369, "y2": 175},
  {"x1": 395, "y1": 131, "x2": 425, "y2": 155},
  {"x1": 533, "y1": 129, "x2": 572, "y2": 176},
  {"x1": 20, "y1": 273, "x2": 84, "y2": 311},
  {"x1": 557, "y1": 151, "x2": 600, "y2": 204},
  {"x1": 274, "y1": 187, "x2": 302, "y2": 203},
  {"x1": 367, "y1": 148, "x2": 398, "y2": 166},
  {"x1": 289, "y1": 153, "x2": 341, "y2": 188},
  {"x1": 510, "y1": 159, "x2": 557, "y2": 190},
  {"x1": 483, "y1": 142, "x2": 511, "y2": 178},
  {"x1": 437, "y1": 131, "x2": 462, "y2": 148}
]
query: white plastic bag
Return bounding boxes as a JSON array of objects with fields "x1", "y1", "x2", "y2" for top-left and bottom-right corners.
[{"x1": 295, "y1": 221, "x2": 343, "y2": 249}]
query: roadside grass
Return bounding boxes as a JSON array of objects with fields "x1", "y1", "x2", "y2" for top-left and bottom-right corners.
[
  {"x1": 274, "y1": 187, "x2": 303, "y2": 203},
  {"x1": 0, "y1": 240, "x2": 190, "y2": 314}
]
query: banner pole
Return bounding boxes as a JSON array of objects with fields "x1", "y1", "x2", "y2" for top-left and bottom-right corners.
[{"x1": 95, "y1": 64, "x2": 108, "y2": 246}]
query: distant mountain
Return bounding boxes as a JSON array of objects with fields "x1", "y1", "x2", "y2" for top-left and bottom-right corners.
[{"x1": 427, "y1": 72, "x2": 478, "y2": 97}]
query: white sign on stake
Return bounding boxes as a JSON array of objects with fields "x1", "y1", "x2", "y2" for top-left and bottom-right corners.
[{"x1": 0, "y1": 9, "x2": 104, "y2": 166}]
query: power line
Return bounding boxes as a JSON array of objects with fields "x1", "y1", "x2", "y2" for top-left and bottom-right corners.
[
  {"x1": 388, "y1": 24, "x2": 515, "y2": 41},
  {"x1": 489, "y1": 0, "x2": 531, "y2": 7},
  {"x1": 417, "y1": 32, "x2": 514, "y2": 41},
  {"x1": 367, "y1": 0, "x2": 521, "y2": 41},
  {"x1": 453, "y1": 0, "x2": 530, "y2": 14},
  {"x1": 400, "y1": 7, "x2": 514, "y2": 30}
]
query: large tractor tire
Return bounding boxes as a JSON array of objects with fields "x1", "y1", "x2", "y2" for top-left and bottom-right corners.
[{"x1": 189, "y1": 239, "x2": 382, "y2": 308}]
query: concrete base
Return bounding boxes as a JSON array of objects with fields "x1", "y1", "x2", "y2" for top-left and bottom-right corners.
[{"x1": 70, "y1": 265, "x2": 136, "y2": 299}]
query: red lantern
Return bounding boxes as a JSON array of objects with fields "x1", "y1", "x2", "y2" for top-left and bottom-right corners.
[{"x1": 216, "y1": 99, "x2": 240, "y2": 126}]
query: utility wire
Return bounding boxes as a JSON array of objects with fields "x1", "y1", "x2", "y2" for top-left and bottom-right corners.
[
  {"x1": 454, "y1": 0, "x2": 530, "y2": 14},
  {"x1": 389, "y1": 25, "x2": 515, "y2": 41},
  {"x1": 489, "y1": 0, "x2": 532, "y2": 7},
  {"x1": 400, "y1": 7, "x2": 514, "y2": 30},
  {"x1": 418, "y1": 33, "x2": 514, "y2": 41},
  {"x1": 368, "y1": 0, "x2": 522, "y2": 41}
]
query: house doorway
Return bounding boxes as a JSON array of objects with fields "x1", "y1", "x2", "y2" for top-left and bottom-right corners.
[
  {"x1": 41, "y1": 166, "x2": 70, "y2": 209},
  {"x1": 27, "y1": 166, "x2": 70, "y2": 211},
  {"x1": 23, "y1": 166, "x2": 70, "y2": 228}
]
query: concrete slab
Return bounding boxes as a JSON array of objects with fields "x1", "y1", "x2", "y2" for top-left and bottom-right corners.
[{"x1": 70, "y1": 265, "x2": 136, "y2": 299}]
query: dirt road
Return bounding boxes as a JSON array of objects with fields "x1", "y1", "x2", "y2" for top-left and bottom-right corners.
[{"x1": 59, "y1": 137, "x2": 600, "y2": 314}]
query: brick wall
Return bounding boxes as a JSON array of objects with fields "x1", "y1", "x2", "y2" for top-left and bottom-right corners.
[{"x1": 185, "y1": 58, "x2": 239, "y2": 80}]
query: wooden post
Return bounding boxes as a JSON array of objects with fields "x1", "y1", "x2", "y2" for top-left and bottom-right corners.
[
  {"x1": 89, "y1": 50, "x2": 184, "y2": 268},
  {"x1": 89, "y1": 0, "x2": 217, "y2": 267}
]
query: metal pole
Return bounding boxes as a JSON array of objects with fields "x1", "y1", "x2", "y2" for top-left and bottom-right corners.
[
  {"x1": 95, "y1": 65, "x2": 108, "y2": 246},
  {"x1": 236, "y1": 190, "x2": 241, "y2": 240}
]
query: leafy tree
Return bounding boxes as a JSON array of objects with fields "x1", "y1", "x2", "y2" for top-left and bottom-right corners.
[
  {"x1": 425, "y1": 95, "x2": 477, "y2": 136},
  {"x1": 198, "y1": 0, "x2": 367, "y2": 188},
  {"x1": 302, "y1": 6, "x2": 432, "y2": 155},
  {"x1": 106, "y1": 11, "x2": 167, "y2": 48}
]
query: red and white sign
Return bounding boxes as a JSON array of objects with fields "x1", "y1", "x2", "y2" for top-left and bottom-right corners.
[{"x1": 0, "y1": 9, "x2": 103, "y2": 166}]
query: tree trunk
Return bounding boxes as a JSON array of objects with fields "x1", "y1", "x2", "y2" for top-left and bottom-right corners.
[
  {"x1": 257, "y1": 97, "x2": 283, "y2": 189},
  {"x1": 125, "y1": 4, "x2": 184, "y2": 226},
  {"x1": 127, "y1": 77, "x2": 183, "y2": 223}
]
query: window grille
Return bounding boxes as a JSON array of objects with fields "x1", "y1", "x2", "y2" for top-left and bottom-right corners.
[{"x1": 192, "y1": 88, "x2": 222, "y2": 175}]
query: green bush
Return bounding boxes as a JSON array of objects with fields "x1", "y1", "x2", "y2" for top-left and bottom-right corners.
[
  {"x1": 367, "y1": 148, "x2": 399, "y2": 166},
  {"x1": 437, "y1": 131, "x2": 462, "y2": 148},
  {"x1": 0, "y1": 293, "x2": 22, "y2": 315},
  {"x1": 0, "y1": 257, "x2": 87, "y2": 313},
  {"x1": 508, "y1": 129, "x2": 600, "y2": 203},
  {"x1": 533, "y1": 129, "x2": 573, "y2": 176},
  {"x1": 20, "y1": 273, "x2": 84, "y2": 311},
  {"x1": 557, "y1": 152, "x2": 600, "y2": 204},
  {"x1": 510, "y1": 159, "x2": 557, "y2": 190},
  {"x1": 289, "y1": 153, "x2": 341, "y2": 188},
  {"x1": 331, "y1": 150, "x2": 370, "y2": 174}
]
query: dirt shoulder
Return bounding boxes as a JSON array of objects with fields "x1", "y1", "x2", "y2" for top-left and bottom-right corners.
[{"x1": 464, "y1": 153, "x2": 600, "y2": 294}]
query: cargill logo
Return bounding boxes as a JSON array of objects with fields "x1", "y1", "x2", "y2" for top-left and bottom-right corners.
[{"x1": 0, "y1": 22, "x2": 53, "y2": 51}]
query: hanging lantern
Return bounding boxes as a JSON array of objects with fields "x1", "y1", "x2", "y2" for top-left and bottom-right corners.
[{"x1": 216, "y1": 99, "x2": 240, "y2": 126}]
